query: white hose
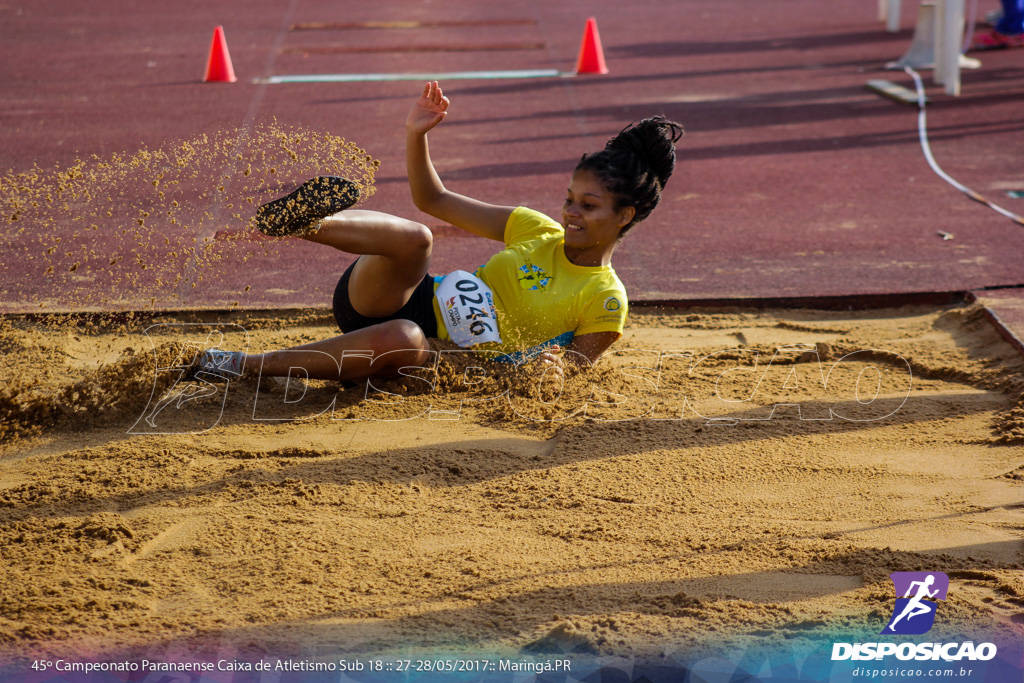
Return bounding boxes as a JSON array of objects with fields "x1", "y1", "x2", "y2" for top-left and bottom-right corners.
[{"x1": 903, "y1": 66, "x2": 1024, "y2": 226}]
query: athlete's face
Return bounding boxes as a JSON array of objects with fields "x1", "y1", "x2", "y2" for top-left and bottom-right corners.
[{"x1": 562, "y1": 170, "x2": 635, "y2": 265}]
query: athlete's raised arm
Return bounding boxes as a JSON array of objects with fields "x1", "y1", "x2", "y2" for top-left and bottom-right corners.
[{"x1": 405, "y1": 81, "x2": 514, "y2": 242}]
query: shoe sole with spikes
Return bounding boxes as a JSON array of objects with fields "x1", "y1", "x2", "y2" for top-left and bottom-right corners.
[{"x1": 255, "y1": 176, "x2": 360, "y2": 237}]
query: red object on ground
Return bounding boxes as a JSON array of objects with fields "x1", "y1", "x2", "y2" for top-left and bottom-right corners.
[
  {"x1": 203, "y1": 26, "x2": 237, "y2": 83},
  {"x1": 574, "y1": 17, "x2": 608, "y2": 74},
  {"x1": 969, "y1": 28, "x2": 1024, "y2": 51}
]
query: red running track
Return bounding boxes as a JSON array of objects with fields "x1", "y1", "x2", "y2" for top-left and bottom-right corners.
[{"x1": 1, "y1": 0, "x2": 1022, "y2": 331}]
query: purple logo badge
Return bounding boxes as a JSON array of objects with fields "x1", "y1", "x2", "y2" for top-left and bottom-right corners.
[{"x1": 881, "y1": 571, "x2": 949, "y2": 635}]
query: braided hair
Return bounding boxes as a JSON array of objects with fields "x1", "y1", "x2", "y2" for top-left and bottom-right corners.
[{"x1": 574, "y1": 116, "x2": 684, "y2": 236}]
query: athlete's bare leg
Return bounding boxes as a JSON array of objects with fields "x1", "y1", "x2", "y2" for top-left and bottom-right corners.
[
  {"x1": 244, "y1": 319, "x2": 431, "y2": 381},
  {"x1": 302, "y1": 209, "x2": 433, "y2": 318}
]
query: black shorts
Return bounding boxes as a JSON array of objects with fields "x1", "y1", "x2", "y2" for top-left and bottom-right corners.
[{"x1": 331, "y1": 260, "x2": 439, "y2": 338}]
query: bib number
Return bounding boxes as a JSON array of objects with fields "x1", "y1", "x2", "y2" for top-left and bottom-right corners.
[{"x1": 435, "y1": 270, "x2": 502, "y2": 347}]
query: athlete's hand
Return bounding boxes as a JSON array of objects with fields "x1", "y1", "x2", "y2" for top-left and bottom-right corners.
[
  {"x1": 529, "y1": 345, "x2": 565, "y2": 379},
  {"x1": 406, "y1": 81, "x2": 450, "y2": 135}
]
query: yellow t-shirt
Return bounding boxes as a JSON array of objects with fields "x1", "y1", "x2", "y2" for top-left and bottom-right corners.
[{"x1": 432, "y1": 207, "x2": 628, "y2": 362}]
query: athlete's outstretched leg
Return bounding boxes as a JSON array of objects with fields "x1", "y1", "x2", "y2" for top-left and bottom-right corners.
[{"x1": 244, "y1": 319, "x2": 431, "y2": 381}]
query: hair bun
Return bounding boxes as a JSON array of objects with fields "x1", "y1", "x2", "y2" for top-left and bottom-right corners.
[
  {"x1": 606, "y1": 116, "x2": 684, "y2": 188},
  {"x1": 573, "y1": 114, "x2": 684, "y2": 235}
]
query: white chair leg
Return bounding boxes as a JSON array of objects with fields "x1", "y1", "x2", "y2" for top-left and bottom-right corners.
[
  {"x1": 891, "y1": 2, "x2": 937, "y2": 69},
  {"x1": 942, "y1": 0, "x2": 963, "y2": 95},
  {"x1": 934, "y1": 0, "x2": 947, "y2": 83},
  {"x1": 887, "y1": 0, "x2": 903, "y2": 32},
  {"x1": 933, "y1": 0, "x2": 963, "y2": 94}
]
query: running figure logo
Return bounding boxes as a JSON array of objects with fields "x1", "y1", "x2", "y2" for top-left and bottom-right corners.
[{"x1": 881, "y1": 571, "x2": 949, "y2": 635}]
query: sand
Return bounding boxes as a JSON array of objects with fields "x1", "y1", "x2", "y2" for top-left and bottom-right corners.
[
  {"x1": 1, "y1": 303, "x2": 1023, "y2": 670},
  {"x1": 0, "y1": 124, "x2": 378, "y2": 314}
]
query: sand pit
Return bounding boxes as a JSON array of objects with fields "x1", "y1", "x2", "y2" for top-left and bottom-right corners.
[{"x1": 1, "y1": 303, "x2": 1023, "y2": 674}]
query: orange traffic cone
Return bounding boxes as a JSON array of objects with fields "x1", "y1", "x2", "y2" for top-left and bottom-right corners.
[
  {"x1": 574, "y1": 17, "x2": 608, "y2": 75},
  {"x1": 204, "y1": 26, "x2": 237, "y2": 83}
]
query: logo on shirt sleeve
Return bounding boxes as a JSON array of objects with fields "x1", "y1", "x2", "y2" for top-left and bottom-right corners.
[{"x1": 595, "y1": 295, "x2": 625, "y2": 325}]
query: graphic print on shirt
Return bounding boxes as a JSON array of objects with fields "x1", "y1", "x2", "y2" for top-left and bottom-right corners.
[{"x1": 517, "y1": 259, "x2": 552, "y2": 291}]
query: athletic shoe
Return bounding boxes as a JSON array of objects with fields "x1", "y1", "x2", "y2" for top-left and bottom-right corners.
[
  {"x1": 254, "y1": 176, "x2": 360, "y2": 237},
  {"x1": 194, "y1": 349, "x2": 246, "y2": 379},
  {"x1": 969, "y1": 29, "x2": 1024, "y2": 51}
]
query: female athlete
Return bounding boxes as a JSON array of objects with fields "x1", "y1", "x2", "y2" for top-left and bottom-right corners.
[{"x1": 199, "y1": 82, "x2": 682, "y2": 382}]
